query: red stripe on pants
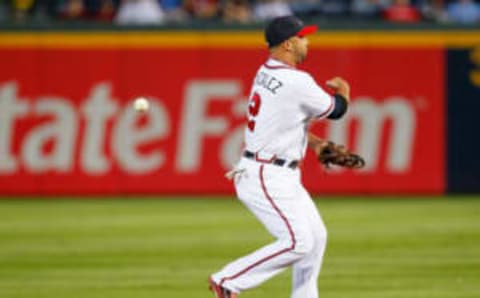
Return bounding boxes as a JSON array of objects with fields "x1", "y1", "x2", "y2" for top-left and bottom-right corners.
[{"x1": 219, "y1": 164, "x2": 296, "y2": 286}]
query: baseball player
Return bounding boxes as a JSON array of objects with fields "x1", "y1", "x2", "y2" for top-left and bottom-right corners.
[{"x1": 209, "y1": 16, "x2": 358, "y2": 298}]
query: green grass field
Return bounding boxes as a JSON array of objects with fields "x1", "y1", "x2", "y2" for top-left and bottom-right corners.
[{"x1": 0, "y1": 197, "x2": 479, "y2": 298}]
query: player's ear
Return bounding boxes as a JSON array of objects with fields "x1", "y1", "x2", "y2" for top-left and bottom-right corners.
[{"x1": 282, "y1": 38, "x2": 294, "y2": 52}]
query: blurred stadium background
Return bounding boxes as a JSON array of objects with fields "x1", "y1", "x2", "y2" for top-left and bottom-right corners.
[{"x1": 0, "y1": 1, "x2": 480, "y2": 298}]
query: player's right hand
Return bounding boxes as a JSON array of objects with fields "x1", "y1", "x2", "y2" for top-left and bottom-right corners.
[{"x1": 326, "y1": 77, "x2": 350, "y2": 101}]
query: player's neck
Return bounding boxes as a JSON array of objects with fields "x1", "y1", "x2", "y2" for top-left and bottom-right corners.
[{"x1": 269, "y1": 52, "x2": 297, "y2": 68}]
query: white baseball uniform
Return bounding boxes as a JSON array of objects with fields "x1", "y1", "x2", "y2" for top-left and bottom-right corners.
[{"x1": 211, "y1": 57, "x2": 335, "y2": 298}]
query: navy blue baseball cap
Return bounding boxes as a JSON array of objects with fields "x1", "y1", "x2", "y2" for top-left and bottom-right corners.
[{"x1": 265, "y1": 16, "x2": 318, "y2": 48}]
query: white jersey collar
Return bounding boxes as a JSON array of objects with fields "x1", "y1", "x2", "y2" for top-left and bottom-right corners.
[{"x1": 264, "y1": 57, "x2": 296, "y2": 70}]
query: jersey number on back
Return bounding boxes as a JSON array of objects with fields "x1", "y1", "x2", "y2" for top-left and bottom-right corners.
[{"x1": 247, "y1": 92, "x2": 261, "y2": 132}]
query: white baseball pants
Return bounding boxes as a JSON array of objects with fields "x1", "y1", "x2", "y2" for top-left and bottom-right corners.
[{"x1": 211, "y1": 157, "x2": 328, "y2": 298}]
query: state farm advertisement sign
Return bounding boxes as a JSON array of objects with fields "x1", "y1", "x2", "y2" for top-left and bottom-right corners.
[{"x1": 0, "y1": 47, "x2": 445, "y2": 195}]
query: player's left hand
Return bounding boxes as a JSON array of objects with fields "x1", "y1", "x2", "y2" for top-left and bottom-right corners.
[{"x1": 314, "y1": 140, "x2": 365, "y2": 169}]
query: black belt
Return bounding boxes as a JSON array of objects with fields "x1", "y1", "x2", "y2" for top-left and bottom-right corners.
[{"x1": 243, "y1": 151, "x2": 299, "y2": 169}]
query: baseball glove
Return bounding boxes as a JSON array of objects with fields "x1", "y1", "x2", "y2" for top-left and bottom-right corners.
[{"x1": 316, "y1": 141, "x2": 365, "y2": 169}]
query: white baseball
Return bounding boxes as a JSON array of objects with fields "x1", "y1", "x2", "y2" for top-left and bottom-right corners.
[{"x1": 133, "y1": 97, "x2": 149, "y2": 112}]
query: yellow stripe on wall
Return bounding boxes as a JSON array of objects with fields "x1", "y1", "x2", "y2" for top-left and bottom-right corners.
[
  {"x1": 310, "y1": 31, "x2": 480, "y2": 48},
  {"x1": 0, "y1": 31, "x2": 479, "y2": 49}
]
